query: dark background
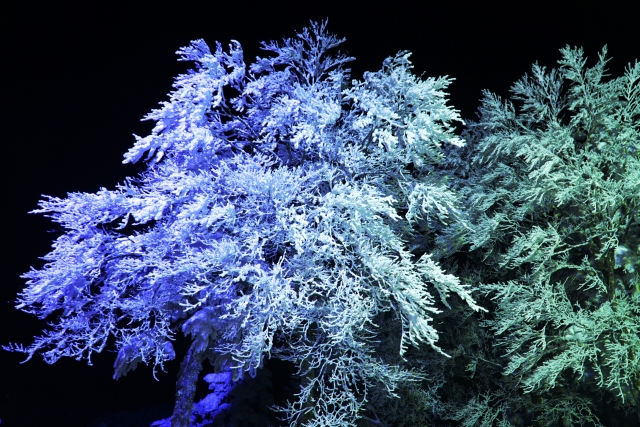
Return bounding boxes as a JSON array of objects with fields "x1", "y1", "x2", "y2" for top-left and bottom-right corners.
[{"x1": 2, "y1": 1, "x2": 640, "y2": 426}]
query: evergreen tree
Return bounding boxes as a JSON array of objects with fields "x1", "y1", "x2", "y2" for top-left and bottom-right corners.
[
  {"x1": 6, "y1": 21, "x2": 480, "y2": 426},
  {"x1": 450, "y1": 46, "x2": 640, "y2": 426}
]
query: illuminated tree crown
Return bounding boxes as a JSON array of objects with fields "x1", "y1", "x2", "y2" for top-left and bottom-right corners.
[{"x1": 8, "y1": 20, "x2": 480, "y2": 426}]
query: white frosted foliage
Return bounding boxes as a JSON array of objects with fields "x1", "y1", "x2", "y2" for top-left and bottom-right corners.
[{"x1": 8, "y1": 20, "x2": 480, "y2": 427}]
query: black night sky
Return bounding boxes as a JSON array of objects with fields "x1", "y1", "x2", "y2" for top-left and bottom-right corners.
[{"x1": 2, "y1": 1, "x2": 640, "y2": 426}]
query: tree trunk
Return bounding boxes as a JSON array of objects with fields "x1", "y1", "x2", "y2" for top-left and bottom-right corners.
[{"x1": 170, "y1": 339, "x2": 206, "y2": 427}]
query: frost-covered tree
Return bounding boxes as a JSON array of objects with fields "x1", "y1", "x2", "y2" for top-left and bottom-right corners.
[
  {"x1": 6, "y1": 21, "x2": 482, "y2": 426},
  {"x1": 444, "y1": 46, "x2": 640, "y2": 425}
]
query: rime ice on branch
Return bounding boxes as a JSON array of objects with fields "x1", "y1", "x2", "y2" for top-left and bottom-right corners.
[{"x1": 7, "y1": 20, "x2": 481, "y2": 426}]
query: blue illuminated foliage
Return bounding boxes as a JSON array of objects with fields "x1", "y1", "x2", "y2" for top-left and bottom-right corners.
[{"x1": 7, "y1": 21, "x2": 481, "y2": 426}]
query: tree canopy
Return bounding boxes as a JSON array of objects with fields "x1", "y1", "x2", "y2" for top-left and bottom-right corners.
[
  {"x1": 8, "y1": 20, "x2": 640, "y2": 427},
  {"x1": 8, "y1": 21, "x2": 482, "y2": 427}
]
